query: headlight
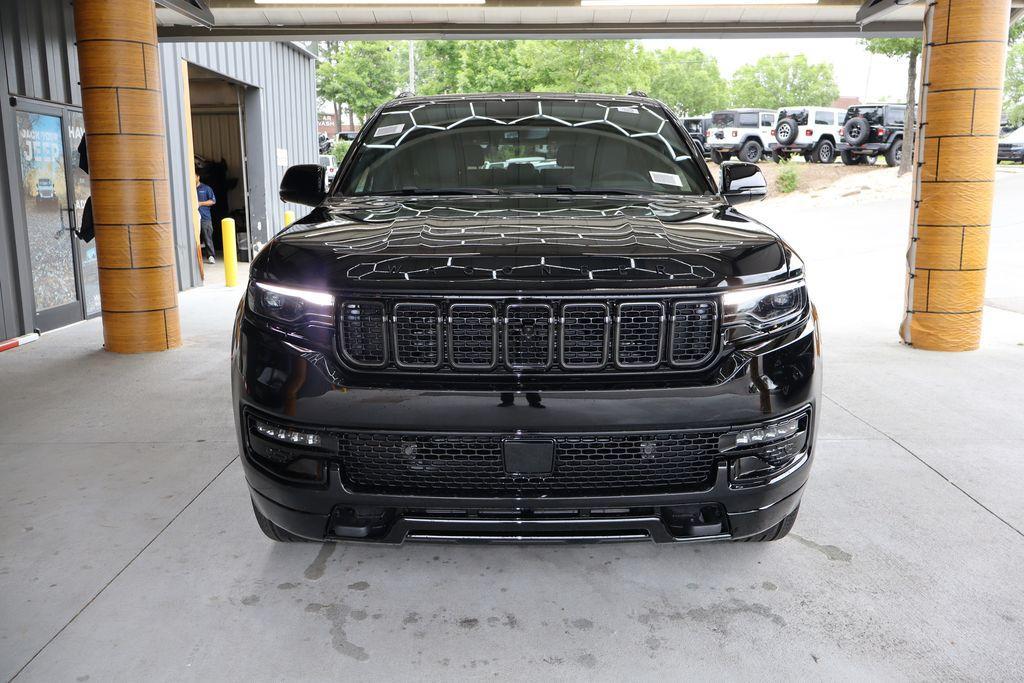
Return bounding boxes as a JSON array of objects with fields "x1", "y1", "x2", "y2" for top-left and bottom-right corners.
[
  {"x1": 247, "y1": 281, "x2": 334, "y2": 325},
  {"x1": 721, "y1": 280, "x2": 807, "y2": 333}
]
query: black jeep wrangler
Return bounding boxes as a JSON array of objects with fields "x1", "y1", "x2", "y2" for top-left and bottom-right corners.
[
  {"x1": 837, "y1": 103, "x2": 907, "y2": 167},
  {"x1": 234, "y1": 93, "x2": 820, "y2": 546}
]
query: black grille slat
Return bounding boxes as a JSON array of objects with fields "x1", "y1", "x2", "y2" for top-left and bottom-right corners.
[
  {"x1": 393, "y1": 303, "x2": 441, "y2": 368},
  {"x1": 504, "y1": 304, "x2": 553, "y2": 370},
  {"x1": 560, "y1": 303, "x2": 609, "y2": 369},
  {"x1": 615, "y1": 303, "x2": 664, "y2": 368},
  {"x1": 448, "y1": 304, "x2": 498, "y2": 369},
  {"x1": 338, "y1": 429, "x2": 724, "y2": 496},
  {"x1": 340, "y1": 302, "x2": 387, "y2": 366},
  {"x1": 337, "y1": 297, "x2": 719, "y2": 374},
  {"x1": 670, "y1": 301, "x2": 717, "y2": 366}
]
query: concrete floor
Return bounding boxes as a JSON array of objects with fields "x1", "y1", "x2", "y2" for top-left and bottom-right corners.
[{"x1": 2, "y1": 170, "x2": 1023, "y2": 681}]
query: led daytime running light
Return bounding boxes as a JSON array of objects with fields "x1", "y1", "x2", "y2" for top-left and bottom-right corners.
[
  {"x1": 254, "y1": 420, "x2": 322, "y2": 447},
  {"x1": 254, "y1": 282, "x2": 334, "y2": 307}
]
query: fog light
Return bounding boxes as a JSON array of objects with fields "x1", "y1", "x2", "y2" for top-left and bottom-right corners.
[
  {"x1": 735, "y1": 418, "x2": 799, "y2": 447},
  {"x1": 253, "y1": 420, "x2": 322, "y2": 447}
]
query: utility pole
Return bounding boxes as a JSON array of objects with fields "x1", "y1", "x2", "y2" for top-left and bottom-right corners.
[{"x1": 408, "y1": 40, "x2": 416, "y2": 94}]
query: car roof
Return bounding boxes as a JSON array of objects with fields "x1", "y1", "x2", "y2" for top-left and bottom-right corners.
[{"x1": 381, "y1": 92, "x2": 666, "y2": 111}]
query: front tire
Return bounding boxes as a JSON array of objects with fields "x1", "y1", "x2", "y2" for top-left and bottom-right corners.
[
  {"x1": 734, "y1": 506, "x2": 800, "y2": 542},
  {"x1": 739, "y1": 139, "x2": 763, "y2": 163},
  {"x1": 252, "y1": 498, "x2": 312, "y2": 542},
  {"x1": 885, "y1": 139, "x2": 903, "y2": 167},
  {"x1": 710, "y1": 149, "x2": 726, "y2": 164}
]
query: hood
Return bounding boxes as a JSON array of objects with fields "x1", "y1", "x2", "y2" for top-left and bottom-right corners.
[{"x1": 252, "y1": 195, "x2": 793, "y2": 293}]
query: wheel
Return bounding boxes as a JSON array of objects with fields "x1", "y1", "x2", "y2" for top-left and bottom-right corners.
[
  {"x1": 774, "y1": 118, "x2": 799, "y2": 146},
  {"x1": 739, "y1": 139, "x2": 763, "y2": 163},
  {"x1": 841, "y1": 150, "x2": 865, "y2": 166},
  {"x1": 734, "y1": 506, "x2": 800, "y2": 542},
  {"x1": 710, "y1": 148, "x2": 724, "y2": 164},
  {"x1": 770, "y1": 151, "x2": 785, "y2": 164},
  {"x1": 802, "y1": 152, "x2": 814, "y2": 163},
  {"x1": 842, "y1": 116, "x2": 871, "y2": 145},
  {"x1": 815, "y1": 139, "x2": 836, "y2": 164},
  {"x1": 885, "y1": 139, "x2": 903, "y2": 167},
  {"x1": 251, "y1": 498, "x2": 312, "y2": 542}
]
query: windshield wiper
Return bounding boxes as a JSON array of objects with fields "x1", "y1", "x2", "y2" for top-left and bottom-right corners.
[
  {"x1": 533, "y1": 186, "x2": 667, "y2": 196},
  {"x1": 369, "y1": 187, "x2": 503, "y2": 196}
]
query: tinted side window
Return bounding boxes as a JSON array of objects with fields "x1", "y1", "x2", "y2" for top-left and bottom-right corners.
[
  {"x1": 888, "y1": 107, "x2": 905, "y2": 126},
  {"x1": 815, "y1": 111, "x2": 834, "y2": 125},
  {"x1": 738, "y1": 112, "x2": 758, "y2": 127},
  {"x1": 761, "y1": 113, "x2": 775, "y2": 126}
]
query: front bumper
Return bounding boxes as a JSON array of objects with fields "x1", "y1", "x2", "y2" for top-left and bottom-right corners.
[{"x1": 233, "y1": 311, "x2": 821, "y2": 544}]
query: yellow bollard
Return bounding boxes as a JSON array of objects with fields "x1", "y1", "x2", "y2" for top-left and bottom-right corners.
[
  {"x1": 221, "y1": 217, "x2": 238, "y2": 287},
  {"x1": 284, "y1": 210, "x2": 295, "y2": 226}
]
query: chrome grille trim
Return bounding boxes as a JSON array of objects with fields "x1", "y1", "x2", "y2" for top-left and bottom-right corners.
[
  {"x1": 503, "y1": 304, "x2": 554, "y2": 371},
  {"x1": 448, "y1": 303, "x2": 499, "y2": 370},
  {"x1": 392, "y1": 303, "x2": 443, "y2": 369},
  {"x1": 559, "y1": 303, "x2": 610, "y2": 370},
  {"x1": 614, "y1": 302, "x2": 665, "y2": 369}
]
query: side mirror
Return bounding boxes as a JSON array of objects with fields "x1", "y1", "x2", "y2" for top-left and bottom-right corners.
[
  {"x1": 719, "y1": 161, "x2": 767, "y2": 205},
  {"x1": 280, "y1": 164, "x2": 327, "y2": 206}
]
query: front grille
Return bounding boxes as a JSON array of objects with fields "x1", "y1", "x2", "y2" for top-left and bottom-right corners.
[
  {"x1": 338, "y1": 429, "x2": 726, "y2": 495},
  {"x1": 337, "y1": 296, "x2": 719, "y2": 374}
]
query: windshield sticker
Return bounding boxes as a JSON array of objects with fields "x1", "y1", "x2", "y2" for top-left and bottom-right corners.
[
  {"x1": 374, "y1": 123, "x2": 405, "y2": 137},
  {"x1": 615, "y1": 106, "x2": 639, "y2": 114},
  {"x1": 649, "y1": 171, "x2": 683, "y2": 187}
]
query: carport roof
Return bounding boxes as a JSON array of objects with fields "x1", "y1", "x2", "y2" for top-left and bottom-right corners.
[{"x1": 156, "y1": 0, "x2": 938, "y2": 41}]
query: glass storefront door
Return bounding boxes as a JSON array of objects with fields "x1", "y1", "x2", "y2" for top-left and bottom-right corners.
[{"x1": 14, "y1": 103, "x2": 94, "y2": 330}]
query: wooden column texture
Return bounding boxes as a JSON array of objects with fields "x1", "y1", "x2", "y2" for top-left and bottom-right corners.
[
  {"x1": 901, "y1": 0, "x2": 1010, "y2": 351},
  {"x1": 74, "y1": 0, "x2": 181, "y2": 352}
]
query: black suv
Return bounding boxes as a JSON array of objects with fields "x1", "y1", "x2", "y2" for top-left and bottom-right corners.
[
  {"x1": 233, "y1": 93, "x2": 820, "y2": 545},
  {"x1": 681, "y1": 116, "x2": 711, "y2": 159},
  {"x1": 837, "y1": 103, "x2": 907, "y2": 166}
]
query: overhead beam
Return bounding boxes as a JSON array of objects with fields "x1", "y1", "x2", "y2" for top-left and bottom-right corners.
[
  {"x1": 156, "y1": 0, "x2": 215, "y2": 27},
  {"x1": 856, "y1": 0, "x2": 908, "y2": 25},
  {"x1": 157, "y1": 20, "x2": 924, "y2": 41}
]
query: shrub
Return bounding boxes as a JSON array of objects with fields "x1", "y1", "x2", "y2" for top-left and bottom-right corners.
[{"x1": 776, "y1": 163, "x2": 799, "y2": 194}]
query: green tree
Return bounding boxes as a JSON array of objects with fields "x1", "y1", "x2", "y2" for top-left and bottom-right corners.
[
  {"x1": 862, "y1": 38, "x2": 922, "y2": 175},
  {"x1": 728, "y1": 54, "x2": 839, "y2": 110},
  {"x1": 415, "y1": 40, "x2": 464, "y2": 95},
  {"x1": 647, "y1": 47, "x2": 728, "y2": 116},
  {"x1": 1005, "y1": 41, "x2": 1024, "y2": 127},
  {"x1": 316, "y1": 42, "x2": 401, "y2": 123},
  {"x1": 457, "y1": 41, "x2": 528, "y2": 92},
  {"x1": 517, "y1": 40, "x2": 651, "y2": 94}
]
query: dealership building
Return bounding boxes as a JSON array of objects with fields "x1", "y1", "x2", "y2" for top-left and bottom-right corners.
[{"x1": 0, "y1": 0, "x2": 317, "y2": 341}]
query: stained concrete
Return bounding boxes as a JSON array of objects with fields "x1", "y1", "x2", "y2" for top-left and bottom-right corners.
[{"x1": 1, "y1": 171, "x2": 1023, "y2": 680}]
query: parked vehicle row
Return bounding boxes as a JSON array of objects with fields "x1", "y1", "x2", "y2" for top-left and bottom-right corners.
[{"x1": 692, "y1": 103, "x2": 911, "y2": 167}]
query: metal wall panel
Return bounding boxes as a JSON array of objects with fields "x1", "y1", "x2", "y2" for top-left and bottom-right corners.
[
  {"x1": 1, "y1": 0, "x2": 80, "y2": 106},
  {"x1": 159, "y1": 41, "x2": 318, "y2": 289}
]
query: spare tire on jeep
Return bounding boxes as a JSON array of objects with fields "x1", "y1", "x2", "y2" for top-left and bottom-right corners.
[
  {"x1": 774, "y1": 118, "x2": 799, "y2": 145},
  {"x1": 843, "y1": 116, "x2": 871, "y2": 145}
]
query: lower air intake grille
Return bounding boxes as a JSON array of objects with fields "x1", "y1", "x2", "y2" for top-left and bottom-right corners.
[{"x1": 338, "y1": 429, "x2": 725, "y2": 496}]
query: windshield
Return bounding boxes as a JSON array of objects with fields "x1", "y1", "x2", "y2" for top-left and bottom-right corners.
[
  {"x1": 1002, "y1": 126, "x2": 1024, "y2": 143},
  {"x1": 338, "y1": 98, "x2": 708, "y2": 197}
]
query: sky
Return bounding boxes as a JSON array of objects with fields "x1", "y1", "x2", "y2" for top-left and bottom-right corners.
[{"x1": 643, "y1": 37, "x2": 912, "y2": 103}]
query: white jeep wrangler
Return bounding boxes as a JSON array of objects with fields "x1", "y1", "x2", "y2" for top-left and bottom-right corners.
[
  {"x1": 707, "y1": 109, "x2": 777, "y2": 164},
  {"x1": 769, "y1": 106, "x2": 845, "y2": 164}
]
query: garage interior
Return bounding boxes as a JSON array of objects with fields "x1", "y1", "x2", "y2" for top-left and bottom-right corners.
[
  {"x1": 1, "y1": 0, "x2": 1023, "y2": 679},
  {"x1": 186, "y1": 63, "x2": 253, "y2": 262}
]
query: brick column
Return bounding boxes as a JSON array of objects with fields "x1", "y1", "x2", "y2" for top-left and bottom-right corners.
[
  {"x1": 900, "y1": 0, "x2": 1011, "y2": 351},
  {"x1": 74, "y1": 0, "x2": 181, "y2": 352}
]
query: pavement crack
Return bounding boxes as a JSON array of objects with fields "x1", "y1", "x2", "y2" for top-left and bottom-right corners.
[
  {"x1": 823, "y1": 392, "x2": 1024, "y2": 540},
  {"x1": 9, "y1": 455, "x2": 240, "y2": 680}
]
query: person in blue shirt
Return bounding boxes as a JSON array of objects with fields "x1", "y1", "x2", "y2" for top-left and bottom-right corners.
[{"x1": 196, "y1": 174, "x2": 217, "y2": 264}]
